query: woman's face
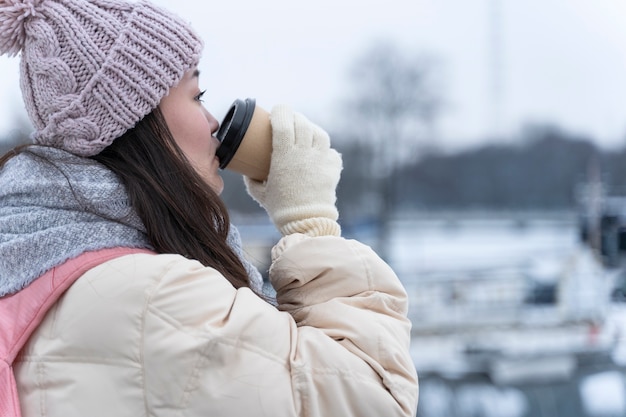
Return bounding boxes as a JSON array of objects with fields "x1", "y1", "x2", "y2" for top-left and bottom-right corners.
[{"x1": 159, "y1": 67, "x2": 224, "y2": 194}]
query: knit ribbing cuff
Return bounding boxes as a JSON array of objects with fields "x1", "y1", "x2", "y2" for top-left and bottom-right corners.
[{"x1": 279, "y1": 217, "x2": 341, "y2": 237}]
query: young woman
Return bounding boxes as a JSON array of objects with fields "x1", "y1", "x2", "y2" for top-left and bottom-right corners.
[{"x1": 0, "y1": 1, "x2": 418, "y2": 416}]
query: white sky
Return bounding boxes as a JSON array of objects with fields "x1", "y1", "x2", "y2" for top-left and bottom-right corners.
[{"x1": 1, "y1": 0, "x2": 626, "y2": 151}]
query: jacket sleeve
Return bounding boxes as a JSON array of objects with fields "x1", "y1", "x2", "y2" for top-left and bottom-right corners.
[{"x1": 141, "y1": 234, "x2": 418, "y2": 417}]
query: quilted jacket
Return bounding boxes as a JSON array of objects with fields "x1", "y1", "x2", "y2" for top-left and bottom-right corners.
[{"x1": 2, "y1": 234, "x2": 418, "y2": 416}]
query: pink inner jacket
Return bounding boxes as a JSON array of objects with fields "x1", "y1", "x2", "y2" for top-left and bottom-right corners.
[{"x1": 0, "y1": 247, "x2": 152, "y2": 417}]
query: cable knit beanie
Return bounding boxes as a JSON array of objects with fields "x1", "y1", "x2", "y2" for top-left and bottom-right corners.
[{"x1": 0, "y1": 0, "x2": 203, "y2": 156}]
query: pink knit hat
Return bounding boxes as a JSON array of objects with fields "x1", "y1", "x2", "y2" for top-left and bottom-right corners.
[{"x1": 0, "y1": 0, "x2": 203, "y2": 156}]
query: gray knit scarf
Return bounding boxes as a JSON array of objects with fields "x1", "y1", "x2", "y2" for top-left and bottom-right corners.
[{"x1": 0, "y1": 146, "x2": 262, "y2": 297}]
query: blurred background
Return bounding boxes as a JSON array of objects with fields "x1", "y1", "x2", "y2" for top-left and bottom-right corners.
[{"x1": 2, "y1": 0, "x2": 626, "y2": 415}]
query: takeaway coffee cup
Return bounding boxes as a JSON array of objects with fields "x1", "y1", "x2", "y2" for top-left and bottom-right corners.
[{"x1": 216, "y1": 98, "x2": 272, "y2": 181}]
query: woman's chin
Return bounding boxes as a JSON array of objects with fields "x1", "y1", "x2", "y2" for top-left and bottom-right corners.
[{"x1": 209, "y1": 175, "x2": 224, "y2": 195}]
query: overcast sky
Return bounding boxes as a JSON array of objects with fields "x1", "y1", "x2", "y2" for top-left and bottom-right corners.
[{"x1": 1, "y1": 0, "x2": 625, "y2": 151}]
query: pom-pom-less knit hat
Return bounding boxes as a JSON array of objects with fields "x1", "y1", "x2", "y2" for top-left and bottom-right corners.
[{"x1": 0, "y1": 0, "x2": 203, "y2": 156}]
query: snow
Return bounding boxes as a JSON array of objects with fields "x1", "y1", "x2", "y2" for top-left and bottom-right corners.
[{"x1": 580, "y1": 371, "x2": 626, "y2": 416}]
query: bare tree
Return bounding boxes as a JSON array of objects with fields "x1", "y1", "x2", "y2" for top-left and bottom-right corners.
[
  {"x1": 338, "y1": 40, "x2": 445, "y2": 259},
  {"x1": 341, "y1": 41, "x2": 444, "y2": 171}
]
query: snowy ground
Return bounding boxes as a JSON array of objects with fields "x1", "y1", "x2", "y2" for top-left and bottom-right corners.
[{"x1": 383, "y1": 211, "x2": 626, "y2": 417}]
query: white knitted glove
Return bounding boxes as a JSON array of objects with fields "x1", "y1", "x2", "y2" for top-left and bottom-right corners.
[{"x1": 244, "y1": 105, "x2": 342, "y2": 237}]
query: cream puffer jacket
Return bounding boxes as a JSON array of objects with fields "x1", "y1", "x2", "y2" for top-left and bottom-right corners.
[{"x1": 14, "y1": 234, "x2": 418, "y2": 416}]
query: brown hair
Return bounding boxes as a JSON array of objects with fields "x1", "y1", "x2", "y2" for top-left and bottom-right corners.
[
  {"x1": 90, "y1": 107, "x2": 252, "y2": 289},
  {"x1": 0, "y1": 145, "x2": 28, "y2": 167}
]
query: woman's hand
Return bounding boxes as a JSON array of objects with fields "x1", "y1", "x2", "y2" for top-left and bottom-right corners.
[{"x1": 244, "y1": 105, "x2": 342, "y2": 237}]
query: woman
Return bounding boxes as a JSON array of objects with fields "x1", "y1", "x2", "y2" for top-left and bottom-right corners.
[{"x1": 0, "y1": 0, "x2": 418, "y2": 416}]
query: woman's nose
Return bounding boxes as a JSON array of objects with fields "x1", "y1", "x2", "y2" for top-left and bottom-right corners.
[{"x1": 205, "y1": 109, "x2": 219, "y2": 135}]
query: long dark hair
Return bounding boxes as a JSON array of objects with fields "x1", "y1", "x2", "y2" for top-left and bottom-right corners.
[{"x1": 89, "y1": 107, "x2": 252, "y2": 289}]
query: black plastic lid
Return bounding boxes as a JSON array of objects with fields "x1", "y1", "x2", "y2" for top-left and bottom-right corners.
[{"x1": 216, "y1": 98, "x2": 256, "y2": 169}]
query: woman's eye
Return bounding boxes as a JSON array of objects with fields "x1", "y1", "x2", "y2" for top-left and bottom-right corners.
[{"x1": 195, "y1": 90, "x2": 206, "y2": 102}]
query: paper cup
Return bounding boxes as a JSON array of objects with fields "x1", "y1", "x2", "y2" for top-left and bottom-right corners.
[{"x1": 216, "y1": 98, "x2": 272, "y2": 181}]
